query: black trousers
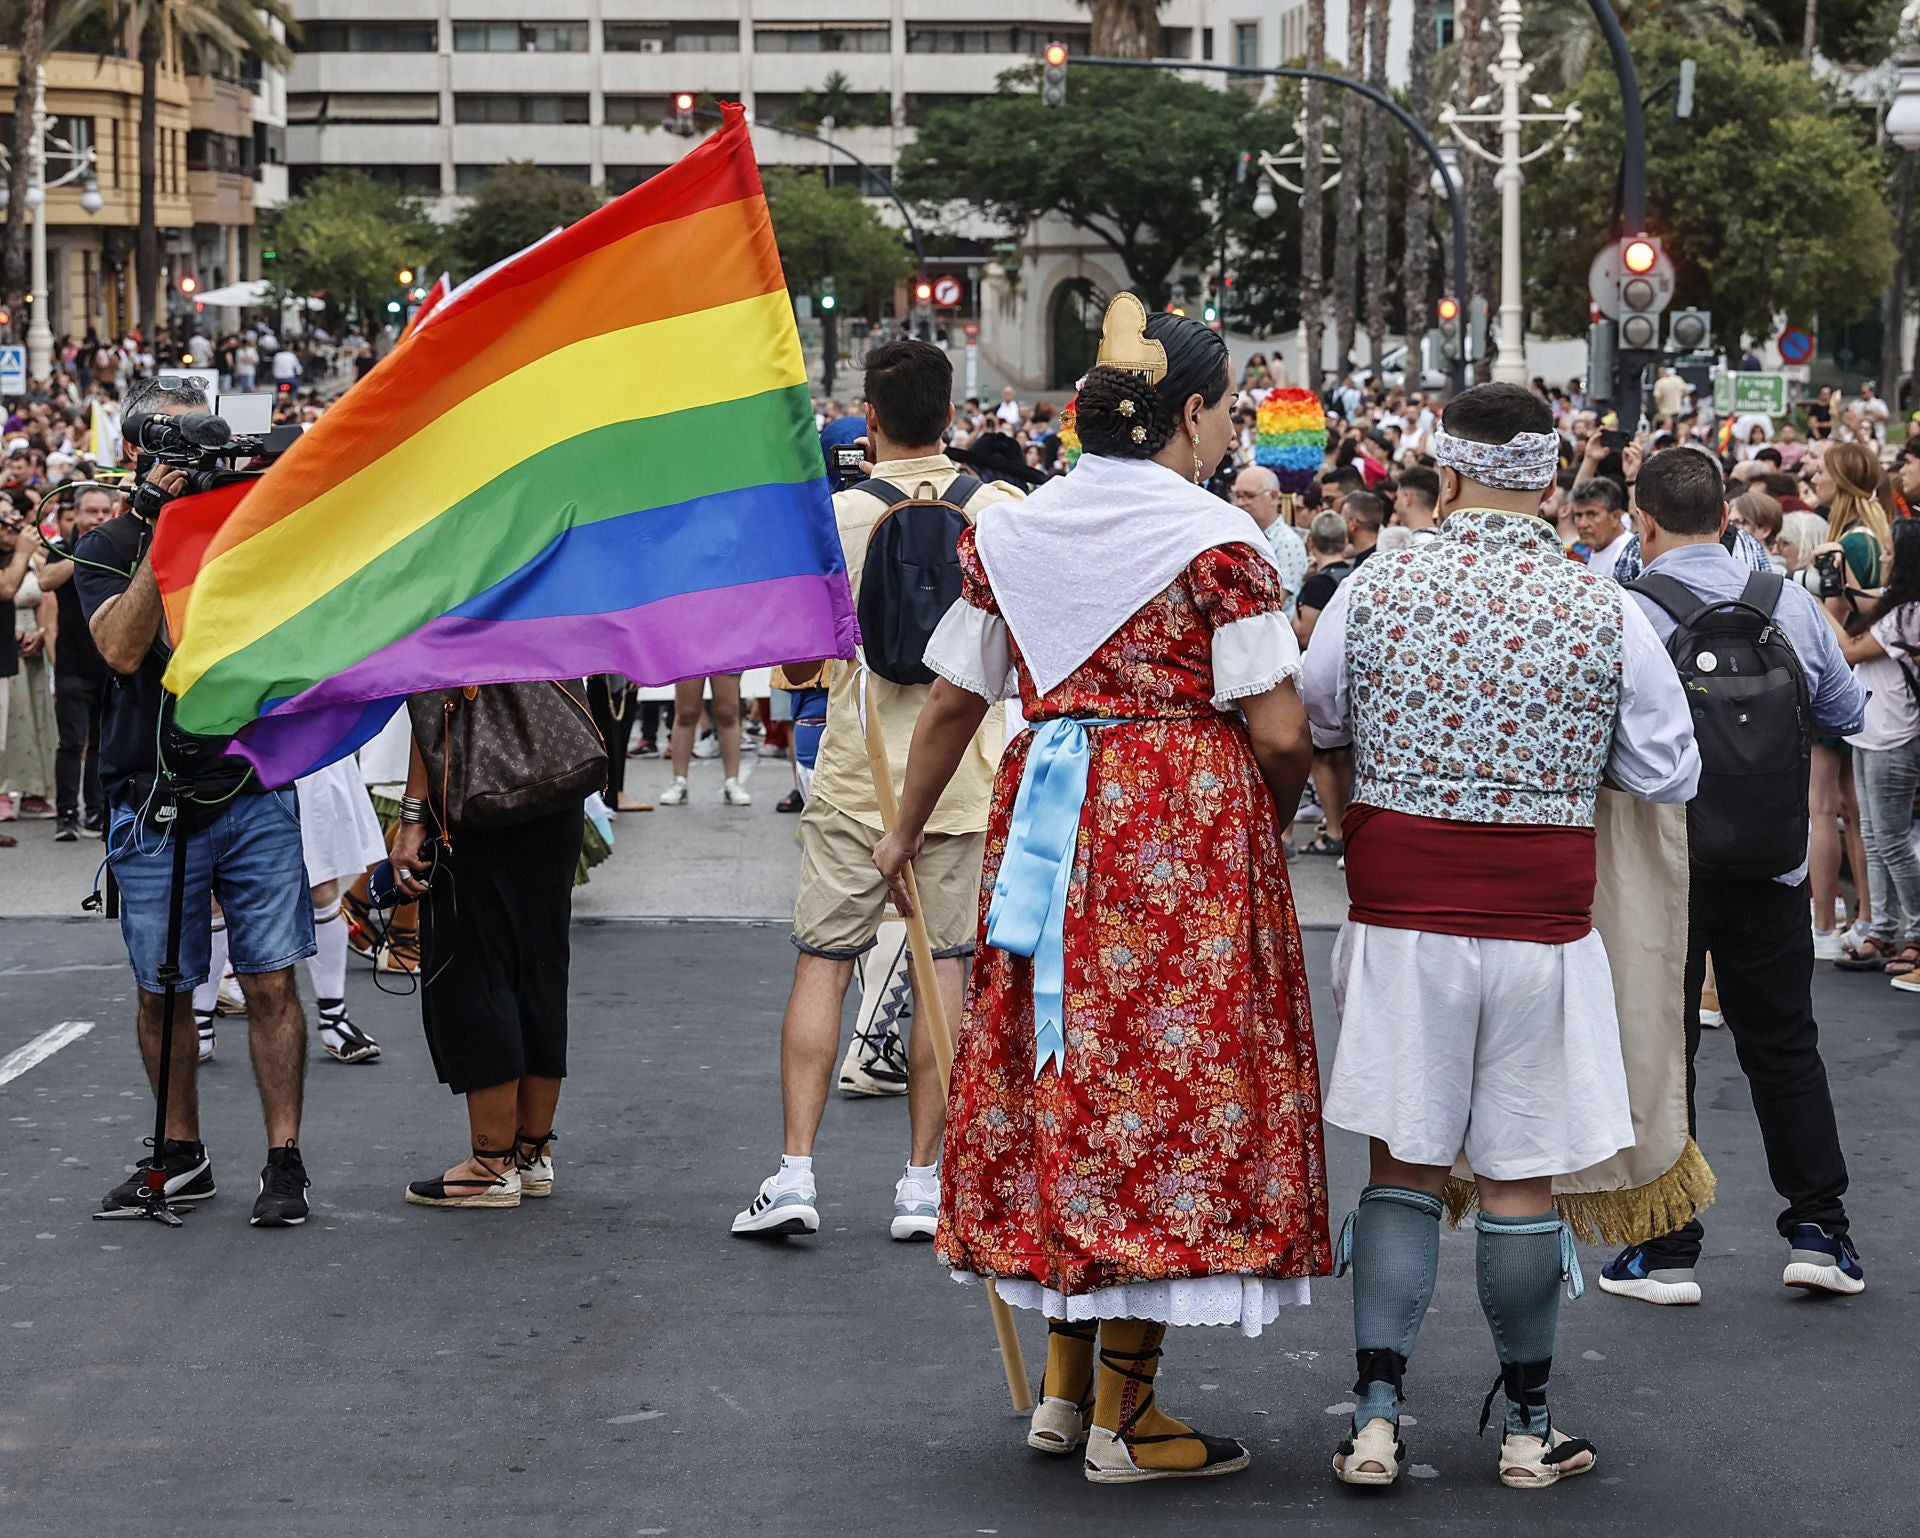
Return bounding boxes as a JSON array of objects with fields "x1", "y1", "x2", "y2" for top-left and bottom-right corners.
[
  {"x1": 53, "y1": 674, "x2": 105, "y2": 824},
  {"x1": 585, "y1": 676, "x2": 634, "y2": 800},
  {"x1": 1642, "y1": 876, "x2": 1851, "y2": 1267}
]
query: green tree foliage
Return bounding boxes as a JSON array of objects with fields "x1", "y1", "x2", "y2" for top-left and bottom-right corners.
[
  {"x1": 781, "y1": 70, "x2": 892, "y2": 130},
  {"x1": 1523, "y1": 30, "x2": 1895, "y2": 343},
  {"x1": 448, "y1": 161, "x2": 603, "y2": 278},
  {"x1": 1754, "y1": 0, "x2": 1904, "y2": 66},
  {"x1": 898, "y1": 65, "x2": 1251, "y2": 305},
  {"x1": 259, "y1": 171, "x2": 441, "y2": 322},
  {"x1": 762, "y1": 167, "x2": 910, "y2": 316}
]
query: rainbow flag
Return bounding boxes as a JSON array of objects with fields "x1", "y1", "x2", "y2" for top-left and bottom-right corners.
[
  {"x1": 158, "y1": 104, "x2": 855, "y2": 784},
  {"x1": 1254, "y1": 388, "x2": 1323, "y2": 492},
  {"x1": 399, "y1": 272, "x2": 449, "y2": 340},
  {"x1": 1056, "y1": 399, "x2": 1082, "y2": 471}
]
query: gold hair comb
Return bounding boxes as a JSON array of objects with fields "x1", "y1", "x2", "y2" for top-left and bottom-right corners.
[{"x1": 1095, "y1": 292, "x2": 1167, "y2": 385}]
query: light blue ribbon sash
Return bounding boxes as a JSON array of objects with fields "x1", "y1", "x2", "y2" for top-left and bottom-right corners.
[{"x1": 986, "y1": 717, "x2": 1144, "y2": 1078}]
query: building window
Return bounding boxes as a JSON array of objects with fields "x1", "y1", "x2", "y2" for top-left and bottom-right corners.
[
  {"x1": 187, "y1": 129, "x2": 254, "y2": 173},
  {"x1": 456, "y1": 163, "x2": 590, "y2": 194},
  {"x1": 752, "y1": 26, "x2": 890, "y2": 53},
  {"x1": 289, "y1": 93, "x2": 441, "y2": 125},
  {"x1": 296, "y1": 22, "x2": 438, "y2": 52},
  {"x1": 603, "y1": 21, "x2": 738, "y2": 53},
  {"x1": 905, "y1": 25, "x2": 1091, "y2": 55},
  {"x1": 604, "y1": 94, "x2": 673, "y2": 126},
  {"x1": 1158, "y1": 28, "x2": 1195, "y2": 60},
  {"x1": 453, "y1": 22, "x2": 588, "y2": 53},
  {"x1": 753, "y1": 91, "x2": 891, "y2": 128},
  {"x1": 902, "y1": 93, "x2": 977, "y2": 127},
  {"x1": 1201, "y1": 28, "x2": 1214, "y2": 61},
  {"x1": 605, "y1": 164, "x2": 670, "y2": 195},
  {"x1": 452, "y1": 94, "x2": 590, "y2": 124},
  {"x1": 291, "y1": 163, "x2": 440, "y2": 195},
  {"x1": 1233, "y1": 22, "x2": 1260, "y2": 68},
  {"x1": 254, "y1": 121, "x2": 285, "y2": 175},
  {"x1": 1436, "y1": 1, "x2": 1456, "y2": 48}
]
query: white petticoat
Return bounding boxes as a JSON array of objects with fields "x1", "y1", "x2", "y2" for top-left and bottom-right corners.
[
  {"x1": 296, "y1": 757, "x2": 388, "y2": 887},
  {"x1": 951, "y1": 1271, "x2": 1309, "y2": 1338}
]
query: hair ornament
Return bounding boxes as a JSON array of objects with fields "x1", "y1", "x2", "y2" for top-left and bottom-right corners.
[
  {"x1": 1094, "y1": 292, "x2": 1168, "y2": 385},
  {"x1": 1117, "y1": 398, "x2": 1135, "y2": 417},
  {"x1": 1130, "y1": 425, "x2": 1147, "y2": 444}
]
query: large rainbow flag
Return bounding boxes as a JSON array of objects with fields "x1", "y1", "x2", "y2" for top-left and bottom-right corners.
[{"x1": 158, "y1": 104, "x2": 856, "y2": 784}]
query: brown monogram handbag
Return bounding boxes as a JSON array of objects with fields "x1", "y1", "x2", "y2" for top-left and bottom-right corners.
[{"x1": 407, "y1": 680, "x2": 606, "y2": 833}]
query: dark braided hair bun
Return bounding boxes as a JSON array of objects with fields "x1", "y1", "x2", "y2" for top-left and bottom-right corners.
[{"x1": 1076, "y1": 366, "x2": 1176, "y2": 458}]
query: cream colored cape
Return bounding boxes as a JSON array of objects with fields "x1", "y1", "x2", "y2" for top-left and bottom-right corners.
[{"x1": 1443, "y1": 789, "x2": 1717, "y2": 1245}]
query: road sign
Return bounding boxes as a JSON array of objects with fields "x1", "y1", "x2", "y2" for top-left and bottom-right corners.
[
  {"x1": 1777, "y1": 326, "x2": 1814, "y2": 366},
  {"x1": 0, "y1": 346, "x2": 25, "y2": 395},
  {"x1": 1781, "y1": 364, "x2": 1812, "y2": 384},
  {"x1": 963, "y1": 321, "x2": 979, "y2": 341},
  {"x1": 931, "y1": 276, "x2": 963, "y2": 308},
  {"x1": 1712, "y1": 372, "x2": 1788, "y2": 417}
]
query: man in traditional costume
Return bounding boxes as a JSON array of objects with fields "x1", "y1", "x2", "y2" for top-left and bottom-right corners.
[
  {"x1": 1300, "y1": 382, "x2": 1702, "y2": 1490},
  {"x1": 877, "y1": 296, "x2": 1330, "y2": 1485}
]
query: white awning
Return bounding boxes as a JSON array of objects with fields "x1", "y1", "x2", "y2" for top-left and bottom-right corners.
[{"x1": 192, "y1": 279, "x2": 325, "y2": 311}]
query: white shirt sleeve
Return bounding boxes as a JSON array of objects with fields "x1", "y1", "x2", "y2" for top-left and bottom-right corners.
[
  {"x1": 922, "y1": 598, "x2": 1019, "y2": 701},
  {"x1": 1608, "y1": 596, "x2": 1702, "y2": 803},
  {"x1": 1210, "y1": 611, "x2": 1302, "y2": 711},
  {"x1": 1299, "y1": 577, "x2": 1356, "y2": 750}
]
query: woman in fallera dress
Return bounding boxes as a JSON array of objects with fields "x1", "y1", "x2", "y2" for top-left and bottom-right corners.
[{"x1": 876, "y1": 295, "x2": 1331, "y2": 1485}]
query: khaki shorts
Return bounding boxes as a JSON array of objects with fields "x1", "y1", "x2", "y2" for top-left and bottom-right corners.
[{"x1": 792, "y1": 802, "x2": 983, "y2": 959}]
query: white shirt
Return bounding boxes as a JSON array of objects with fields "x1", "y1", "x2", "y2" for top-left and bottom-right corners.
[
  {"x1": 1847, "y1": 604, "x2": 1920, "y2": 753},
  {"x1": 995, "y1": 398, "x2": 1023, "y2": 427},
  {"x1": 271, "y1": 349, "x2": 301, "y2": 381},
  {"x1": 1585, "y1": 527, "x2": 1631, "y2": 580},
  {"x1": 1300, "y1": 575, "x2": 1701, "y2": 805}
]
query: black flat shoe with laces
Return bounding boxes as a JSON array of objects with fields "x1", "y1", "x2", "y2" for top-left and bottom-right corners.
[
  {"x1": 251, "y1": 1143, "x2": 310, "y2": 1227},
  {"x1": 405, "y1": 1148, "x2": 521, "y2": 1209}
]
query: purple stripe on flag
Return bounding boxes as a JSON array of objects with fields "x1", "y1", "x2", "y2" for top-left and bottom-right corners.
[{"x1": 228, "y1": 572, "x2": 859, "y2": 785}]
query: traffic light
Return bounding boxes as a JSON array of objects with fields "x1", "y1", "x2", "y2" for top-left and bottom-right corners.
[
  {"x1": 1436, "y1": 295, "x2": 1461, "y2": 360},
  {"x1": 1616, "y1": 233, "x2": 1673, "y2": 351},
  {"x1": 387, "y1": 300, "x2": 403, "y2": 314},
  {"x1": 178, "y1": 274, "x2": 197, "y2": 295},
  {"x1": 819, "y1": 275, "x2": 836, "y2": 313},
  {"x1": 914, "y1": 280, "x2": 933, "y2": 304},
  {"x1": 0, "y1": 307, "x2": 10, "y2": 327},
  {"x1": 397, "y1": 267, "x2": 415, "y2": 285},
  {"x1": 1202, "y1": 302, "x2": 1219, "y2": 325},
  {"x1": 1667, "y1": 307, "x2": 1711, "y2": 352},
  {"x1": 667, "y1": 92, "x2": 696, "y2": 135},
  {"x1": 261, "y1": 247, "x2": 276, "y2": 263},
  {"x1": 1042, "y1": 42, "x2": 1068, "y2": 108}
]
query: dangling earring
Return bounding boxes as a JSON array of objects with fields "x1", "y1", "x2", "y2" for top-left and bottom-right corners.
[{"x1": 1190, "y1": 427, "x2": 1203, "y2": 484}]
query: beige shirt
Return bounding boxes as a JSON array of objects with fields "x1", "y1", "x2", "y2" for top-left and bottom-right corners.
[{"x1": 808, "y1": 454, "x2": 1019, "y2": 835}]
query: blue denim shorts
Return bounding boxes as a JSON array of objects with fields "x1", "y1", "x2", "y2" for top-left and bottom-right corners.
[{"x1": 107, "y1": 788, "x2": 317, "y2": 994}]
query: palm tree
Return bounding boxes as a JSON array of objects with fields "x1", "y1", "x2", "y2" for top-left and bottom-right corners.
[
  {"x1": 1330, "y1": 0, "x2": 1366, "y2": 377},
  {"x1": 1362, "y1": 0, "x2": 1390, "y2": 370},
  {"x1": 1300, "y1": 0, "x2": 1327, "y2": 386},
  {"x1": 61, "y1": 0, "x2": 293, "y2": 338},
  {"x1": 1401, "y1": 0, "x2": 1437, "y2": 366},
  {"x1": 1517, "y1": 0, "x2": 1778, "y2": 95},
  {"x1": 1457, "y1": 0, "x2": 1495, "y2": 381},
  {"x1": 2, "y1": 0, "x2": 49, "y2": 310},
  {"x1": 1082, "y1": 0, "x2": 1162, "y2": 58}
]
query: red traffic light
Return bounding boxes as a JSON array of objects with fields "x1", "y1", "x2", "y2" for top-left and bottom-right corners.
[
  {"x1": 178, "y1": 275, "x2": 198, "y2": 295},
  {"x1": 1044, "y1": 42, "x2": 1069, "y2": 68},
  {"x1": 674, "y1": 92, "x2": 695, "y2": 113},
  {"x1": 1436, "y1": 296, "x2": 1460, "y2": 323},
  {"x1": 914, "y1": 281, "x2": 933, "y2": 302},
  {"x1": 1623, "y1": 237, "x2": 1658, "y2": 274}
]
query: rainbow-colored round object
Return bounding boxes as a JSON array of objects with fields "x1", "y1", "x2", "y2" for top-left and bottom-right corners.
[
  {"x1": 1057, "y1": 399, "x2": 1082, "y2": 471},
  {"x1": 1254, "y1": 388, "x2": 1324, "y2": 492}
]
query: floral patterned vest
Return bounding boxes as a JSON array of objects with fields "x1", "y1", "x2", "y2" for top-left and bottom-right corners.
[{"x1": 1343, "y1": 508, "x2": 1625, "y2": 828}]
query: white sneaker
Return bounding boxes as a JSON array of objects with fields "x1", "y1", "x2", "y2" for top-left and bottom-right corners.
[
  {"x1": 1812, "y1": 929, "x2": 1847, "y2": 961},
  {"x1": 722, "y1": 778, "x2": 752, "y2": 807},
  {"x1": 731, "y1": 1170, "x2": 819, "y2": 1237},
  {"x1": 657, "y1": 778, "x2": 689, "y2": 807},
  {"x1": 692, "y1": 731, "x2": 720, "y2": 761},
  {"x1": 891, "y1": 1168, "x2": 939, "y2": 1242}
]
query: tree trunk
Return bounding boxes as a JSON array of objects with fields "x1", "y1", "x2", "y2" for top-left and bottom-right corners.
[
  {"x1": 1802, "y1": 0, "x2": 1818, "y2": 64},
  {"x1": 1402, "y1": 0, "x2": 1436, "y2": 374},
  {"x1": 1330, "y1": 0, "x2": 1366, "y2": 382},
  {"x1": 1458, "y1": 0, "x2": 1497, "y2": 382},
  {"x1": 1090, "y1": 1, "x2": 1159, "y2": 59},
  {"x1": 2, "y1": 0, "x2": 47, "y2": 309},
  {"x1": 1300, "y1": 0, "x2": 1327, "y2": 389},
  {"x1": 1884, "y1": 152, "x2": 1912, "y2": 410},
  {"x1": 1362, "y1": 0, "x2": 1390, "y2": 370},
  {"x1": 137, "y1": 19, "x2": 160, "y2": 341}
]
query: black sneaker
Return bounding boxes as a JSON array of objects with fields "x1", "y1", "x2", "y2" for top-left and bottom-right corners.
[
  {"x1": 54, "y1": 816, "x2": 79, "y2": 842},
  {"x1": 251, "y1": 1144, "x2": 310, "y2": 1227},
  {"x1": 98, "y1": 1139, "x2": 216, "y2": 1214}
]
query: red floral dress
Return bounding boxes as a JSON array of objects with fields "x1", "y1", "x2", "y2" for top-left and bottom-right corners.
[{"x1": 937, "y1": 531, "x2": 1332, "y2": 1297}]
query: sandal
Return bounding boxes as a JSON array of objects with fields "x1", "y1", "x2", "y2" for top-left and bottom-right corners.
[
  {"x1": 1300, "y1": 834, "x2": 1345, "y2": 857},
  {"x1": 1028, "y1": 1320, "x2": 1096, "y2": 1455},
  {"x1": 1479, "y1": 1361, "x2": 1596, "y2": 1490},
  {"x1": 405, "y1": 1147, "x2": 521, "y2": 1208},
  {"x1": 1882, "y1": 943, "x2": 1920, "y2": 975},
  {"x1": 1835, "y1": 936, "x2": 1899, "y2": 971},
  {"x1": 515, "y1": 1128, "x2": 557, "y2": 1198},
  {"x1": 1333, "y1": 1418, "x2": 1405, "y2": 1486},
  {"x1": 1083, "y1": 1338, "x2": 1249, "y2": 1484}
]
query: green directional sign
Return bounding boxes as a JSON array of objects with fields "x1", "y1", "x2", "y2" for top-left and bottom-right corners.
[{"x1": 1712, "y1": 371, "x2": 1788, "y2": 417}]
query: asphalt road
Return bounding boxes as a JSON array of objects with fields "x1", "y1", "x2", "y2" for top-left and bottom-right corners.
[{"x1": 0, "y1": 918, "x2": 1909, "y2": 1537}]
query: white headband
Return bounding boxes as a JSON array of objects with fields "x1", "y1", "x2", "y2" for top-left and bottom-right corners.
[{"x1": 1431, "y1": 426, "x2": 1560, "y2": 491}]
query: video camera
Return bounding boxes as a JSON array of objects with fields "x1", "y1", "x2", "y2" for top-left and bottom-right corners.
[{"x1": 122, "y1": 407, "x2": 302, "y2": 496}]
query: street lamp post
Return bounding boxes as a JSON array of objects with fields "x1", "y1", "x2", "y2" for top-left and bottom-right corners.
[
  {"x1": 0, "y1": 66, "x2": 103, "y2": 383},
  {"x1": 1880, "y1": 9, "x2": 1920, "y2": 407},
  {"x1": 1438, "y1": 0, "x2": 1580, "y2": 385}
]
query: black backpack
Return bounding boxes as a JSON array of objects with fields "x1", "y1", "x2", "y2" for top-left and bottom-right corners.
[
  {"x1": 855, "y1": 474, "x2": 981, "y2": 686},
  {"x1": 1630, "y1": 570, "x2": 1811, "y2": 881}
]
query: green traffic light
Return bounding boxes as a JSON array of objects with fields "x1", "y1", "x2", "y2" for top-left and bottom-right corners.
[
  {"x1": 262, "y1": 249, "x2": 276, "y2": 262},
  {"x1": 386, "y1": 300, "x2": 402, "y2": 313},
  {"x1": 819, "y1": 294, "x2": 836, "y2": 311}
]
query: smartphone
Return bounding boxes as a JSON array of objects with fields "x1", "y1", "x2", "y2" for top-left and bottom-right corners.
[
  {"x1": 831, "y1": 444, "x2": 865, "y2": 482},
  {"x1": 1599, "y1": 428, "x2": 1629, "y2": 451}
]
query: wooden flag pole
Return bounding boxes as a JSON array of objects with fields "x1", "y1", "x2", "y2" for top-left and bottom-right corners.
[{"x1": 861, "y1": 671, "x2": 1033, "y2": 1415}]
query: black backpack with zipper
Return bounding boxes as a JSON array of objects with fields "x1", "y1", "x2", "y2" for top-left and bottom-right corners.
[
  {"x1": 855, "y1": 474, "x2": 981, "y2": 686},
  {"x1": 1630, "y1": 570, "x2": 1811, "y2": 880}
]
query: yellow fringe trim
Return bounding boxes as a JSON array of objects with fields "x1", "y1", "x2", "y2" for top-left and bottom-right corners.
[{"x1": 1441, "y1": 1138, "x2": 1718, "y2": 1247}]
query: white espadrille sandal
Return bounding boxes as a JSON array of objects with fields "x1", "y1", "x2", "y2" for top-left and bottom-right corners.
[
  {"x1": 1497, "y1": 1428, "x2": 1597, "y2": 1489},
  {"x1": 1332, "y1": 1417, "x2": 1405, "y2": 1486},
  {"x1": 1027, "y1": 1395, "x2": 1093, "y2": 1455}
]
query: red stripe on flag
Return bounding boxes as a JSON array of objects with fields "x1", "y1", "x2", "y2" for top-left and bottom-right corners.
[{"x1": 148, "y1": 480, "x2": 254, "y2": 645}]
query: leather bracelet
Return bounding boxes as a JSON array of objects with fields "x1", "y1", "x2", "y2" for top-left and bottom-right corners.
[{"x1": 399, "y1": 796, "x2": 428, "y2": 825}]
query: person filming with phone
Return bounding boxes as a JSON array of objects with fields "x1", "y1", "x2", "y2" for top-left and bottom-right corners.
[{"x1": 76, "y1": 374, "x2": 318, "y2": 1229}]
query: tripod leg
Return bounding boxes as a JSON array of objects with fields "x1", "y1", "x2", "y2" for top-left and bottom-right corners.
[{"x1": 134, "y1": 814, "x2": 191, "y2": 1225}]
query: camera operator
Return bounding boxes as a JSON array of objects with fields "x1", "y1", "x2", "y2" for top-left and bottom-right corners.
[{"x1": 75, "y1": 374, "x2": 317, "y2": 1228}]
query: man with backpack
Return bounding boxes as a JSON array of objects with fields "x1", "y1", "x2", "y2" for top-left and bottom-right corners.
[
  {"x1": 731, "y1": 339, "x2": 1021, "y2": 1243},
  {"x1": 1601, "y1": 445, "x2": 1869, "y2": 1306}
]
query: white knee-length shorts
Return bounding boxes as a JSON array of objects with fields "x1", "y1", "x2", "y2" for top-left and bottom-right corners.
[{"x1": 1324, "y1": 922, "x2": 1635, "y2": 1182}]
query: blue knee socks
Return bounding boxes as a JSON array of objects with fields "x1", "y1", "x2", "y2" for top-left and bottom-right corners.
[
  {"x1": 1475, "y1": 1211, "x2": 1584, "y2": 1436},
  {"x1": 1336, "y1": 1185, "x2": 1443, "y2": 1431}
]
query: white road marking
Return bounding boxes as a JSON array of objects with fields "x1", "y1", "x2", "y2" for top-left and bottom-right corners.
[{"x1": 0, "y1": 1021, "x2": 96, "y2": 1087}]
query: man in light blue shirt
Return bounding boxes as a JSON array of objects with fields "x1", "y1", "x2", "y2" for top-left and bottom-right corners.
[
  {"x1": 1600, "y1": 444, "x2": 1867, "y2": 1309},
  {"x1": 1231, "y1": 465, "x2": 1308, "y2": 618}
]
